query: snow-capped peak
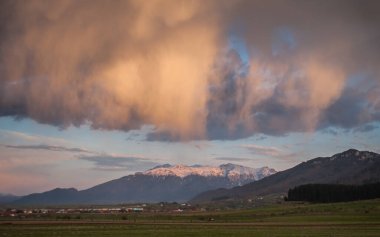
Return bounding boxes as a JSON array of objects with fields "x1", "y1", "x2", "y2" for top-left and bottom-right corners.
[
  {"x1": 144, "y1": 164, "x2": 223, "y2": 178},
  {"x1": 219, "y1": 163, "x2": 276, "y2": 181},
  {"x1": 143, "y1": 163, "x2": 276, "y2": 181}
]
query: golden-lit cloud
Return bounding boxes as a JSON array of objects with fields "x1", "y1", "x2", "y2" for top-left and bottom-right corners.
[{"x1": 0, "y1": 0, "x2": 379, "y2": 140}]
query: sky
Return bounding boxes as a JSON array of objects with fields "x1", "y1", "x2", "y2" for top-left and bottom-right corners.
[{"x1": 0, "y1": 0, "x2": 379, "y2": 195}]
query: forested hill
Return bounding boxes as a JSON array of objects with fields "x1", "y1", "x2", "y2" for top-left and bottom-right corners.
[{"x1": 287, "y1": 183, "x2": 380, "y2": 203}]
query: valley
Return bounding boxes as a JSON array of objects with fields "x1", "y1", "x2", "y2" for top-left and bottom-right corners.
[{"x1": 1, "y1": 199, "x2": 380, "y2": 236}]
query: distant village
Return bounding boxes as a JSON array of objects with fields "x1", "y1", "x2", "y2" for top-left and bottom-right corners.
[{"x1": 0, "y1": 202, "x2": 198, "y2": 218}]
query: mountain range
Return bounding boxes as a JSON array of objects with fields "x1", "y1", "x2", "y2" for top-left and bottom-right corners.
[
  {"x1": 11, "y1": 164, "x2": 275, "y2": 205},
  {"x1": 0, "y1": 194, "x2": 20, "y2": 204},
  {"x1": 191, "y1": 149, "x2": 380, "y2": 203},
  {"x1": 5, "y1": 149, "x2": 380, "y2": 206}
]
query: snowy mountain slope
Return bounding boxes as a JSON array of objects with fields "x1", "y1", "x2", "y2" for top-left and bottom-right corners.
[
  {"x1": 144, "y1": 164, "x2": 222, "y2": 178},
  {"x1": 144, "y1": 163, "x2": 276, "y2": 182}
]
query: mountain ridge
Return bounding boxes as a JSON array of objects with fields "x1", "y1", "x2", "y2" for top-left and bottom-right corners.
[
  {"x1": 191, "y1": 149, "x2": 380, "y2": 203},
  {"x1": 0, "y1": 193, "x2": 20, "y2": 204}
]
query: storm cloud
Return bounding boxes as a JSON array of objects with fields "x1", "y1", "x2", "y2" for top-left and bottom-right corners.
[{"x1": 0, "y1": 0, "x2": 379, "y2": 140}]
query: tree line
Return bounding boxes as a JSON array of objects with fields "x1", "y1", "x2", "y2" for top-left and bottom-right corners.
[{"x1": 286, "y1": 183, "x2": 380, "y2": 203}]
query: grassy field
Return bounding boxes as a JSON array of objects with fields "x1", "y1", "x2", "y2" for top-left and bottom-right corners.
[
  {"x1": 1, "y1": 199, "x2": 380, "y2": 236},
  {"x1": 2, "y1": 224, "x2": 380, "y2": 237}
]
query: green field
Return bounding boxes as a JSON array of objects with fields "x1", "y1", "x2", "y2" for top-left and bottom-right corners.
[
  {"x1": 1, "y1": 199, "x2": 380, "y2": 236},
  {"x1": 2, "y1": 224, "x2": 380, "y2": 237}
]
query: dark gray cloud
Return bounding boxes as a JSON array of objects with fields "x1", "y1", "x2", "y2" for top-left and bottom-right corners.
[
  {"x1": 254, "y1": 136, "x2": 267, "y2": 141},
  {"x1": 5, "y1": 144, "x2": 91, "y2": 153},
  {"x1": 78, "y1": 155, "x2": 159, "y2": 171},
  {"x1": 353, "y1": 124, "x2": 379, "y2": 133},
  {"x1": 206, "y1": 50, "x2": 253, "y2": 140},
  {"x1": 321, "y1": 128, "x2": 339, "y2": 136},
  {"x1": 146, "y1": 131, "x2": 181, "y2": 142},
  {"x1": 320, "y1": 79, "x2": 380, "y2": 131}
]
